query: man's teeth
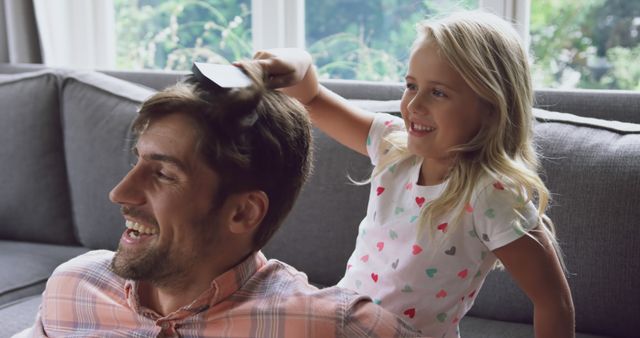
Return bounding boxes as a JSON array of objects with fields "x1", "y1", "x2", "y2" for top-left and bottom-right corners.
[
  {"x1": 413, "y1": 123, "x2": 435, "y2": 132},
  {"x1": 125, "y1": 220, "x2": 158, "y2": 235}
]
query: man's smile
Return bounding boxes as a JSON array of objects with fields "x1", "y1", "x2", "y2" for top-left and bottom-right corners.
[{"x1": 121, "y1": 219, "x2": 159, "y2": 245}]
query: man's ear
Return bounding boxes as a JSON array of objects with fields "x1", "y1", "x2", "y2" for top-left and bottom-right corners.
[{"x1": 226, "y1": 190, "x2": 269, "y2": 234}]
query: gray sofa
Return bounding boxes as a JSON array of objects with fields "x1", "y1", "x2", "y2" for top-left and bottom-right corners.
[{"x1": 0, "y1": 63, "x2": 638, "y2": 338}]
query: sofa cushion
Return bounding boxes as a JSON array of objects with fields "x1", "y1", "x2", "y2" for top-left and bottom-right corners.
[
  {"x1": 468, "y1": 109, "x2": 640, "y2": 338},
  {"x1": 60, "y1": 71, "x2": 155, "y2": 249},
  {"x1": 0, "y1": 241, "x2": 88, "y2": 306},
  {"x1": 0, "y1": 295, "x2": 42, "y2": 338},
  {"x1": 460, "y1": 316, "x2": 609, "y2": 338},
  {"x1": 0, "y1": 71, "x2": 77, "y2": 245}
]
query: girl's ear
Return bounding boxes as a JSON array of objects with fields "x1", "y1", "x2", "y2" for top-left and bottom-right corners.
[{"x1": 226, "y1": 190, "x2": 269, "y2": 235}]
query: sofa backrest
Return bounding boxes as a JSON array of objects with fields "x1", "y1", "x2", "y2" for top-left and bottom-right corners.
[
  {"x1": 60, "y1": 71, "x2": 155, "y2": 249},
  {"x1": 0, "y1": 70, "x2": 77, "y2": 245},
  {"x1": 1, "y1": 64, "x2": 638, "y2": 336}
]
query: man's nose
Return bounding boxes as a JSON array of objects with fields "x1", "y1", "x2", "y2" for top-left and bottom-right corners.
[{"x1": 109, "y1": 166, "x2": 145, "y2": 206}]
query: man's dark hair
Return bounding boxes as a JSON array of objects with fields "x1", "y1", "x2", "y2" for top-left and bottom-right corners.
[{"x1": 131, "y1": 62, "x2": 313, "y2": 251}]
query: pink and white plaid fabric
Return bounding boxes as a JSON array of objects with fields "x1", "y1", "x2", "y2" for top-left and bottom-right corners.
[{"x1": 28, "y1": 250, "x2": 422, "y2": 338}]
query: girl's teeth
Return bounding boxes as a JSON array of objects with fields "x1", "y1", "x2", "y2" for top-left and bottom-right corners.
[{"x1": 412, "y1": 123, "x2": 434, "y2": 132}]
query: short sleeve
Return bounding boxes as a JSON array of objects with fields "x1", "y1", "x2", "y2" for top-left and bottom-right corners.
[
  {"x1": 366, "y1": 113, "x2": 405, "y2": 166},
  {"x1": 344, "y1": 298, "x2": 422, "y2": 337},
  {"x1": 472, "y1": 180, "x2": 539, "y2": 251}
]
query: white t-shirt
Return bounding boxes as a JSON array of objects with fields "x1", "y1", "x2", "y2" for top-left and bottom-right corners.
[{"x1": 337, "y1": 113, "x2": 538, "y2": 337}]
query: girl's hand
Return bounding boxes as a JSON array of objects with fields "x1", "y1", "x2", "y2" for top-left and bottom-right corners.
[
  {"x1": 244, "y1": 48, "x2": 373, "y2": 157},
  {"x1": 249, "y1": 48, "x2": 320, "y2": 104},
  {"x1": 252, "y1": 48, "x2": 310, "y2": 88}
]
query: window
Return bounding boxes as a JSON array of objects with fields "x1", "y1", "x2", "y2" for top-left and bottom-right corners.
[
  {"x1": 305, "y1": 0, "x2": 478, "y2": 81},
  {"x1": 112, "y1": 0, "x2": 639, "y2": 90},
  {"x1": 529, "y1": 0, "x2": 640, "y2": 90},
  {"x1": 115, "y1": 0, "x2": 251, "y2": 70}
]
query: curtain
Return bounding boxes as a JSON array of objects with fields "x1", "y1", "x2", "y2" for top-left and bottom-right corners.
[
  {"x1": 0, "y1": 0, "x2": 43, "y2": 63},
  {"x1": 33, "y1": 0, "x2": 115, "y2": 69}
]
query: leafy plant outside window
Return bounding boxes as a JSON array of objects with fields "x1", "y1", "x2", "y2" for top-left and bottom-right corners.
[{"x1": 114, "y1": 0, "x2": 640, "y2": 90}]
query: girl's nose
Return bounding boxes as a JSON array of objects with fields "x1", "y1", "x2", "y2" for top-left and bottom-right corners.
[{"x1": 407, "y1": 94, "x2": 428, "y2": 115}]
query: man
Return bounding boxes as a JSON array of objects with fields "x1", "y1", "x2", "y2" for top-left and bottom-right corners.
[{"x1": 25, "y1": 63, "x2": 422, "y2": 337}]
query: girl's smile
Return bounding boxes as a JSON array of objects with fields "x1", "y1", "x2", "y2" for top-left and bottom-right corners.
[{"x1": 408, "y1": 121, "x2": 436, "y2": 134}]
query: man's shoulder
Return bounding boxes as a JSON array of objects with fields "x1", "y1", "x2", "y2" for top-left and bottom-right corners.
[
  {"x1": 48, "y1": 250, "x2": 117, "y2": 283},
  {"x1": 251, "y1": 261, "x2": 423, "y2": 336},
  {"x1": 256, "y1": 259, "x2": 359, "y2": 297},
  {"x1": 254, "y1": 259, "x2": 375, "y2": 311}
]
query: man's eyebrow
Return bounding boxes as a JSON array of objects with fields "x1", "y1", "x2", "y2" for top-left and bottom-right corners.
[{"x1": 132, "y1": 147, "x2": 189, "y2": 172}]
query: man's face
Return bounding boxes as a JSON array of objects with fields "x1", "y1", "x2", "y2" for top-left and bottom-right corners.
[{"x1": 109, "y1": 113, "x2": 225, "y2": 286}]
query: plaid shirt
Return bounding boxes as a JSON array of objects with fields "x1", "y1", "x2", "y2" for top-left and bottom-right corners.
[{"x1": 29, "y1": 250, "x2": 423, "y2": 338}]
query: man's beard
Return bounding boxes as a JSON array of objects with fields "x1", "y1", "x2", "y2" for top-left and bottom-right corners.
[
  {"x1": 109, "y1": 207, "x2": 217, "y2": 288},
  {"x1": 110, "y1": 239, "x2": 198, "y2": 288}
]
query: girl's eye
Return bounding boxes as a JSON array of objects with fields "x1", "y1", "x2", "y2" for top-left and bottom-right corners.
[
  {"x1": 432, "y1": 88, "x2": 446, "y2": 98},
  {"x1": 405, "y1": 83, "x2": 417, "y2": 91}
]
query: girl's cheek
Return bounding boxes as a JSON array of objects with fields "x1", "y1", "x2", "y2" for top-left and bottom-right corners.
[{"x1": 400, "y1": 95, "x2": 411, "y2": 115}]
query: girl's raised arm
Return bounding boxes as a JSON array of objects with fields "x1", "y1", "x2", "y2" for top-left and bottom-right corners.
[{"x1": 251, "y1": 49, "x2": 374, "y2": 156}]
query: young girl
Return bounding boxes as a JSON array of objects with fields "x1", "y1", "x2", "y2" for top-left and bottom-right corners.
[{"x1": 249, "y1": 11, "x2": 574, "y2": 338}]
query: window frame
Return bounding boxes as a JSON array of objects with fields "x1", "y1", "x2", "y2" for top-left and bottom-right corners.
[{"x1": 251, "y1": 0, "x2": 530, "y2": 51}]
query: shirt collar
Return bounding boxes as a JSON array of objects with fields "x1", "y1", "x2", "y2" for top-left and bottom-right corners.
[{"x1": 124, "y1": 251, "x2": 267, "y2": 319}]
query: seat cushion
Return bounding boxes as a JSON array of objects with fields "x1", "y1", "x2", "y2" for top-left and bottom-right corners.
[
  {"x1": 0, "y1": 241, "x2": 88, "y2": 306},
  {"x1": 460, "y1": 316, "x2": 610, "y2": 338},
  {"x1": 60, "y1": 71, "x2": 155, "y2": 250},
  {"x1": 0, "y1": 71, "x2": 76, "y2": 245},
  {"x1": 0, "y1": 295, "x2": 42, "y2": 338}
]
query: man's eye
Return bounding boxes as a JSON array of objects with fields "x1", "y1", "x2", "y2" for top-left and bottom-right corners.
[{"x1": 155, "y1": 171, "x2": 175, "y2": 181}]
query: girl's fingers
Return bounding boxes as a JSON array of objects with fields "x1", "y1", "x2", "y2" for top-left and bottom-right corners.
[
  {"x1": 266, "y1": 73, "x2": 296, "y2": 89},
  {"x1": 253, "y1": 50, "x2": 275, "y2": 60}
]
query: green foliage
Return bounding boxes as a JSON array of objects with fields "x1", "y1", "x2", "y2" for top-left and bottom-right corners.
[
  {"x1": 530, "y1": 0, "x2": 640, "y2": 90},
  {"x1": 306, "y1": 0, "x2": 478, "y2": 81},
  {"x1": 307, "y1": 33, "x2": 405, "y2": 81},
  {"x1": 600, "y1": 45, "x2": 640, "y2": 90},
  {"x1": 114, "y1": 0, "x2": 638, "y2": 90},
  {"x1": 115, "y1": 0, "x2": 251, "y2": 70}
]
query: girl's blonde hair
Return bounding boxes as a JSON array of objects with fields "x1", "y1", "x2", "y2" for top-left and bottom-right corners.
[{"x1": 374, "y1": 11, "x2": 559, "y2": 253}]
